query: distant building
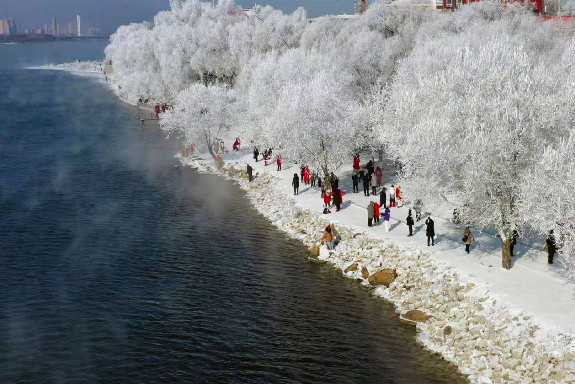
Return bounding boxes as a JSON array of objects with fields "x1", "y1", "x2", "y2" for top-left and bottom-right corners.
[
  {"x1": 68, "y1": 22, "x2": 76, "y2": 36},
  {"x1": 88, "y1": 28, "x2": 102, "y2": 36},
  {"x1": 0, "y1": 18, "x2": 17, "y2": 35},
  {"x1": 52, "y1": 17, "x2": 58, "y2": 36},
  {"x1": 77, "y1": 15, "x2": 81, "y2": 37}
]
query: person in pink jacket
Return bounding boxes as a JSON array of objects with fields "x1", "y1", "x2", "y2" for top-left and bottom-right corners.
[{"x1": 375, "y1": 166, "x2": 383, "y2": 187}]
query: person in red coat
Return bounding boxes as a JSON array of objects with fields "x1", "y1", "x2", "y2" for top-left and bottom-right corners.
[
  {"x1": 396, "y1": 185, "x2": 403, "y2": 207},
  {"x1": 323, "y1": 191, "x2": 331, "y2": 208},
  {"x1": 276, "y1": 154, "x2": 282, "y2": 171},
  {"x1": 232, "y1": 137, "x2": 241, "y2": 151},
  {"x1": 353, "y1": 154, "x2": 360, "y2": 171},
  {"x1": 374, "y1": 202, "x2": 381, "y2": 225},
  {"x1": 154, "y1": 104, "x2": 160, "y2": 118},
  {"x1": 303, "y1": 166, "x2": 311, "y2": 185}
]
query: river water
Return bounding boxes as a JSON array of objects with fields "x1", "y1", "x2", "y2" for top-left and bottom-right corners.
[{"x1": 0, "y1": 41, "x2": 466, "y2": 383}]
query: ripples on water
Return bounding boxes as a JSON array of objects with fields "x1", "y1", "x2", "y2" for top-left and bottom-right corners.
[{"x1": 0, "y1": 43, "x2": 467, "y2": 383}]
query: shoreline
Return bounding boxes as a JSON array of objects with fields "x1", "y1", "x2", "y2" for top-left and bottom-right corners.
[
  {"x1": 189, "y1": 158, "x2": 575, "y2": 384},
  {"x1": 49, "y1": 65, "x2": 575, "y2": 383}
]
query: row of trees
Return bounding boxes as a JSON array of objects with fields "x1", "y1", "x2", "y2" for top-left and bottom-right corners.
[{"x1": 105, "y1": 0, "x2": 575, "y2": 270}]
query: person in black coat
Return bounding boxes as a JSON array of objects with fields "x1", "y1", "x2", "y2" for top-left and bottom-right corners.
[
  {"x1": 406, "y1": 209, "x2": 414, "y2": 236},
  {"x1": 292, "y1": 173, "x2": 300, "y2": 195},
  {"x1": 352, "y1": 173, "x2": 359, "y2": 193},
  {"x1": 366, "y1": 159, "x2": 374, "y2": 176},
  {"x1": 333, "y1": 188, "x2": 342, "y2": 211},
  {"x1": 510, "y1": 230, "x2": 519, "y2": 257},
  {"x1": 380, "y1": 187, "x2": 387, "y2": 208},
  {"x1": 253, "y1": 147, "x2": 259, "y2": 162},
  {"x1": 247, "y1": 164, "x2": 253, "y2": 182},
  {"x1": 546, "y1": 230, "x2": 557, "y2": 264},
  {"x1": 362, "y1": 173, "x2": 370, "y2": 196},
  {"x1": 425, "y1": 216, "x2": 435, "y2": 246}
]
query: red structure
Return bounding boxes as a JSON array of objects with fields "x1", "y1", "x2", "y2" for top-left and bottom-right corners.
[
  {"x1": 442, "y1": 0, "x2": 543, "y2": 14},
  {"x1": 359, "y1": 0, "x2": 368, "y2": 14}
]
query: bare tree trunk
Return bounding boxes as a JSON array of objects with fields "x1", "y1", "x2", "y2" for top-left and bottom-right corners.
[{"x1": 502, "y1": 238, "x2": 512, "y2": 270}]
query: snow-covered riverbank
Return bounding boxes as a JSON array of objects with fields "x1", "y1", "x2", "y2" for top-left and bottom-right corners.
[
  {"x1": 47, "y1": 63, "x2": 575, "y2": 383},
  {"x1": 29, "y1": 61, "x2": 106, "y2": 77},
  {"x1": 184, "y1": 153, "x2": 575, "y2": 384}
]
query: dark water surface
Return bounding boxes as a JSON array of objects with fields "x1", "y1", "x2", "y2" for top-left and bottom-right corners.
[{"x1": 0, "y1": 42, "x2": 467, "y2": 383}]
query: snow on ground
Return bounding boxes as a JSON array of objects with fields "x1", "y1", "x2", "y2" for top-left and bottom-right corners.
[
  {"x1": 30, "y1": 61, "x2": 105, "y2": 74},
  {"x1": 182, "y1": 141, "x2": 575, "y2": 383}
]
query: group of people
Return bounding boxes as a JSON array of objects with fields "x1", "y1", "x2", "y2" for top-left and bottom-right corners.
[
  {"x1": 253, "y1": 147, "x2": 276, "y2": 166},
  {"x1": 246, "y1": 151, "x2": 557, "y2": 263},
  {"x1": 153, "y1": 103, "x2": 172, "y2": 118}
]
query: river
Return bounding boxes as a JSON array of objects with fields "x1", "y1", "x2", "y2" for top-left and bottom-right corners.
[{"x1": 0, "y1": 41, "x2": 466, "y2": 383}]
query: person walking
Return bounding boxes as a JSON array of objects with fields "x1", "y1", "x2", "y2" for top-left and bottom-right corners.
[
  {"x1": 311, "y1": 171, "x2": 318, "y2": 187},
  {"x1": 321, "y1": 180, "x2": 326, "y2": 198},
  {"x1": 425, "y1": 216, "x2": 435, "y2": 246},
  {"x1": 382, "y1": 207, "x2": 391, "y2": 232},
  {"x1": 351, "y1": 172, "x2": 359, "y2": 193},
  {"x1": 373, "y1": 202, "x2": 381, "y2": 225},
  {"x1": 363, "y1": 173, "x2": 370, "y2": 196},
  {"x1": 375, "y1": 166, "x2": 383, "y2": 187},
  {"x1": 389, "y1": 185, "x2": 396, "y2": 208},
  {"x1": 276, "y1": 155, "x2": 282, "y2": 171},
  {"x1": 371, "y1": 172, "x2": 378, "y2": 196},
  {"x1": 333, "y1": 188, "x2": 345, "y2": 212},
  {"x1": 462, "y1": 226, "x2": 474, "y2": 254},
  {"x1": 414, "y1": 199, "x2": 423, "y2": 221},
  {"x1": 380, "y1": 186, "x2": 387, "y2": 209},
  {"x1": 292, "y1": 173, "x2": 300, "y2": 195},
  {"x1": 154, "y1": 104, "x2": 160, "y2": 118},
  {"x1": 510, "y1": 230, "x2": 519, "y2": 257},
  {"x1": 304, "y1": 166, "x2": 311, "y2": 185},
  {"x1": 247, "y1": 164, "x2": 253, "y2": 182},
  {"x1": 545, "y1": 230, "x2": 557, "y2": 264},
  {"x1": 406, "y1": 209, "x2": 414, "y2": 236},
  {"x1": 367, "y1": 201, "x2": 375, "y2": 227},
  {"x1": 263, "y1": 149, "x2": 269, "y2": 166},
  {"x1": 253, "y1": 147, "x2": 259, "y2": 162}
]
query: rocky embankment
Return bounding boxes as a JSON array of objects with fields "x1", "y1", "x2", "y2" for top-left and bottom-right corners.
[{"x1": 192, "y1": 161, "x2": 575, "y2": 383}]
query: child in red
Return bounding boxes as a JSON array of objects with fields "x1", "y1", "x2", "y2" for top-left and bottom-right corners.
[{"x1": 323, "y1": 192, "x2": 332, "y2": 208}]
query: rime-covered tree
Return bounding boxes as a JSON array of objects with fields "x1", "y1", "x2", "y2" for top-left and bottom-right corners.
[
  {"x1": 375, "y1": 5, "x2": 566, "y2": 269},
  {"x1": 160, "y1": 84, "x2": 237, "y2": 162},
  {"x1": 239, "y1": 49, "x2": 362, "y2": 176}
]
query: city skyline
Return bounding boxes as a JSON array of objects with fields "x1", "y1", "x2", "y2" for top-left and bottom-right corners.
[
  {"x1": 0, "y1": 14, "x2": 104, "y2": 37},
  {"x1": 1, "y1": 1, "x2": 358, "y2": 37}
]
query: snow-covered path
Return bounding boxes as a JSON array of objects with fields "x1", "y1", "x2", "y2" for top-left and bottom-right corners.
[{"x1": 214, "y1": 147, "x2": 575, "y2": 336}]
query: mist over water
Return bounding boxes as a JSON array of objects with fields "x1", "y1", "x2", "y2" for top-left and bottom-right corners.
[{"x1": 0, "y1": 42, "x2": 467, "y2": 383}]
